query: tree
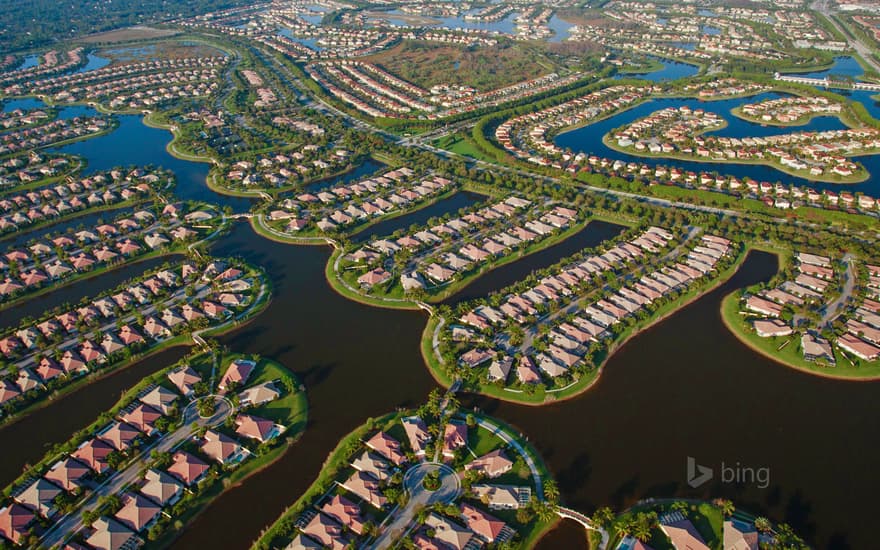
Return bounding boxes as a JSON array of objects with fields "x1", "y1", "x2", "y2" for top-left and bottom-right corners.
[
  {"x1": 592, "y1": 506, "x2": 615, "y2": 528},
  {"x1": 542, "y1": 479, "x2": 560, "y2": 504}
]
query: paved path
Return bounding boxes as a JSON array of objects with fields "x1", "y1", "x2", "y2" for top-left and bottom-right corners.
[
  {"x1": 822, "y1": 253, "x2": 855, "y2": 326},
  {"x1": 370, "y1": 462, "x2": 460, "y2": 550},
  {"x1": 41, "y1": 394, "x2": 233, "y2": 547}
]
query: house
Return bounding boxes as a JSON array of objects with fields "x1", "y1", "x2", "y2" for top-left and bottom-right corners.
[
  {"x1": 837, "y1": 333, "x2": 880, "y2": 361},
  {"x1": 121, "y1": 403, "x2": 162, "y2": 435},
  {"x1": 238, "y1": 381, "x2": 281, "y2": 407},
  {"x1": 472, "y1": 484, "x2": 530, "y2": 510},
  {"x1": 401, "y1": 416, "x2": 431, "y2": 457},
  {"x1": 0, "y1": 379, "x2": 19, "y2": 406},
  {"x1": 0, "y1": 503, "x2": 35, "y2": 545},
  {"x1": 801, "y1": 332, "x2": 835, "y2": 364},
  {"x1": 286, "y1": 533, "x2": 324, "y2": 549},
  {"x1": 365, "y1": 431, "x2": 406, "y2": 465},
  {"x1": 300, "y1": 513, "x2": 350, "y2": 550},
  {"x1": 167, "y1": 451, "x2": 209, "y2": 486},
  {"x1": 235, "y1": 414, "x2": 281, "y2": 443},
  {"x1": 72, "y1": 438, "x2": 115, "y2": 474},
  {"x1": 442, "y1": 422, "x2": 467, "y2": 458},
  {"x1": 139, "y1": 385, "x2": 177, "y2": 415},
  {"x1": 465, "y1": 449, "x2": 513, "y2": 478},
  {"x1": 201, "y1": 430, "x2": 245, "y2": 464},
  {"x1": 487, "y1": 356, "x2": 513, "y2": 382},
  {"x1": 85, "y1": 516, "x2": 137, "y2": 550},
  {"x1": 460, "y1": 502, "x2": 508, "y2": 543},
  {"x1": 753, "y1": 319, "x2": 792, "y2": 338},
  {"x1": 16, "y1": 477, "x2": 62, "y2": 517},
  {"x1": 43, "y1": 457, "x2": 90, "y2": 492},
  {"x1": 659, "y1": 512, "x2": 709, "y2": 550},
  {"x1": 357, "y1": 267, "x2": 391, "y2": 288},
  {"x1": 100, "y1": 421, "x2": 140, "y2": 451},
  {"x1": 320, "y1": 495, "x2": 366, "y2": 535},
  {"x1": 218, "y1": 359, "x2": 255, "y2": 392},
  {"x1": 516, "y1": 356, "x2": 542, "y2": 384},
  {"x1": 351, "y1": 451, "x2": 391, "y2": 481},
  {"x1": 340, "y1": 470, "x2": 387, "y2": 509},
  {"x1": 114, "y1": 492, "x2": 161, "y2": 533},
  {"x1": 140, "y1": 469, "x2": 184, "y2": 507},
  {"x1": 167, "y1": 366, "x2": 202, "y2": 397},
  {"x1": 422, "y1": 513, "x2": 473, "y2": 550},
  {"x1": 723, "y1": 518, "x2": 759, "y2": 550}
]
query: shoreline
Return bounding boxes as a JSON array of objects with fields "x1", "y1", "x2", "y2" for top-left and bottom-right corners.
[
  {"x1": 419, "y1": 246, "x2": 754, "y2": 406},
  {"x1": 719, "y1": 291, "x2": 880, "y2": 381}
]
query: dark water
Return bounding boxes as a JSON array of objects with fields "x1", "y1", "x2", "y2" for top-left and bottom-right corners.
[
  {"x1": 0, "y1": 347, "x2": 188, "y2": 487},
  {"x1": 443, "y1": 219, "x2": 625, "y2": 305},
  {"x1": 350, "y1": 190, "x2": 486, "y2": 243},
  {"x1": 555, "y1": 92, "x2": 880, "y2": 196},
  {"x1": 614, "y1": 59, "x2": 700, "y2": 82},
  {"x1": 173, "y1": 222, "x2": 438, "y2": 549},
  {"x1": 0, "y1": 254, "x2": 182, "y2": 332},
  {"x1": 487, "y1": 251, "x2": 880, "y2": 550},
  {"x1": 299, "y1": 158, "x2": 385, "y2": 193},
  {"x1": 51, "y1": 109, "x2": 254, "y2": 213}
]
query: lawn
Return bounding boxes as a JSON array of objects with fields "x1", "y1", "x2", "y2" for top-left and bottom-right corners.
[{"x1": 434, "y1": 133, "x2": 496, "y2": 162}]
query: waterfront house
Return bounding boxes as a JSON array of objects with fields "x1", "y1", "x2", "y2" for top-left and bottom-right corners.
[
  {"x1": 320, "y1": 495, "x2": 366, "y2": 535},
  {"x1": 465, "y1": 449, "x2": 513, "y2": 478},
  {"x1": 0, "y1": 503, "x2": 34, "y2": 545},
  {"x1": 301, "y1": 513, "x2": 350, "y2": 550},
  {"x1": 401, "y1": 416, "x2": 431, "y2": 457},
  {"x1": 72, "y1": 438, "x2": 114, "y2": 474},
  {"x1": 365, "y1": 431, "x2": 406, "y2": 465},
  {"x1": 167, "y1": 451, "x2": 209, "y2": 486},
  {"x1": 471, "y1": 484, "x2": 530, "y2": 510},
  {"x1": 235, "y1": 414, "x2": 281, "y2": 443},
  {"x1": 140, "y1": 469, "x2": 183, "y2": 507},
  {"x1": 238, "y1": 381, "x2": 281, "y2": 407},
  {"x1": 201, "y1": 430, "x2": 245, "y2": 465},
  {"x1": 43, "y1": 457, "x2": 90, "y2": 492},
  {"x1": 167, "y1": 366, "x2": 202, "y2": 397},
  {"x1": 659, "y1": 512, "x2": 709, "y2": 550},
  {"x1": 85, "y1": 516, "x2": 137, "y2": 550},
  {"x1": 139, "y1": 385, "x2": 177, "y2": 415},
  {"x1": 460, "y1": 503, "x2": 508, "y2": 543},
  {"x1": 114, "y1": 492, "x2": 161, "y2": 533},
  {"x1": 341, "y1": 471, "x2": 387, "y2": 509},
  {"x1": 16, "y1": 477, "x2": 62, "y2": 517},
  {"x1": 442, "y1": 422, "x2": 467, "y2": 458},
  {"x1": 218, "y1": 359, "x2": 255, "y2": 392},
  {"x1": 723, "y1": 518, "x2": 759, "y2": 550}
]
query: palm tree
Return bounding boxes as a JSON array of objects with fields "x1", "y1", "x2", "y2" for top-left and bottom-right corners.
[{"x1": 542, "y1": 479, "x2": 560, "y2": 503}]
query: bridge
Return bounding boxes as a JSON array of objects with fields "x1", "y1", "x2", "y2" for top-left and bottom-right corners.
[
  {"x1": 228, "y1": 213, "x2": 254, "y2": 220},
  {"x1": 557, "y1": 506, "x2": 609, "y2": 549},
  {"x1": 415, "y1": 301, "x2": 434, "y2": 315},
  {"x1": 774, "y1": 72, "x2": 880, "y2": 91}
]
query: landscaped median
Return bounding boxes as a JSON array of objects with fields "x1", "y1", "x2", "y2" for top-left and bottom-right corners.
[
  {"x1": 251, "y1": 396, "x2": 558, "y2": 550},
  {"x1": 0, "y1": 350, "x2": 307, "y2": 549}
]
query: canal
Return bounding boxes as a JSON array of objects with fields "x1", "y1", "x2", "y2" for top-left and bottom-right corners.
[{"x1": 555, "y1": 91, "x2": 880, "y2": 197}]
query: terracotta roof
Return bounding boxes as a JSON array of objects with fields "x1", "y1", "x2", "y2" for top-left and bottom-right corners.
[
  {"x1": 114, "y1": 492, "x2": 161, "y2": 532},
  {"x1": 166, "y1": 451, "x2": 208, "y2": 486}
]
